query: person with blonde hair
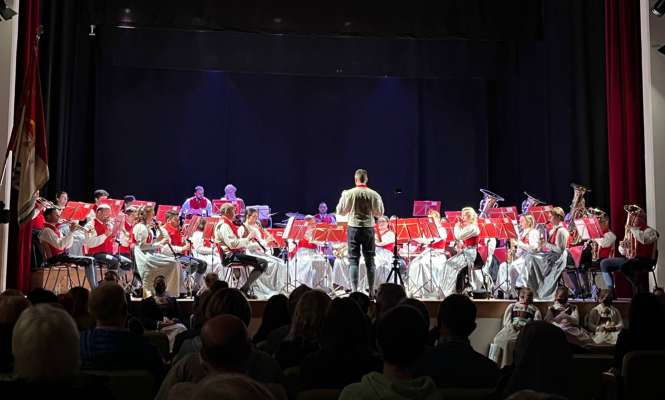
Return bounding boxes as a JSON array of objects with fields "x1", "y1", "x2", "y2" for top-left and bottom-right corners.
[
  {"x1": 438, "y1": 206, "x2": 481, "y2": 296},
  {"x1": 407, "y1": 210, "x2": 449, "y2": 298},
  {"x1": 496, "y1": 214, "x2": 541, "y2": 297}
]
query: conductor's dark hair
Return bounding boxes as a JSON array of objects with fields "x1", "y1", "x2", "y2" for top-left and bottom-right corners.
[{"x1": 377, "y1": 305, "x2": 427, "y2": 367}]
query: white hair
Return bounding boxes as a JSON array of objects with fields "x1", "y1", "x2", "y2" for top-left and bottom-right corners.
[{"x1": 12, "y1": 304, "x2": 80, "y2": 381}]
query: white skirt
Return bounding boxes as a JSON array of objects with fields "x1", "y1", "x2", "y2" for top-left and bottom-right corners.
[
  {"x1": 290, "y1": 248, "x2": 332, "y2": 291},
  {"x1": 134, "y1": 248, "x2": 181, "y2": 297},
  {"x1": 407, "y1": 249, "x2": 448, "y2": 299}
]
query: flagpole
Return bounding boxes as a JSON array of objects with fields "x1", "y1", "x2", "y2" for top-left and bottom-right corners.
[{"x1": 0, "y1": 151, "x2": 12, "y2": 291}]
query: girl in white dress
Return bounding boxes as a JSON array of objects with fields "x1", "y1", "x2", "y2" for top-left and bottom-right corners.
[
  {"x1": 496, "y1": 215, "x2": 541, "y2": 297},
  {"x1": 544, "y1": 287, "x2": 592, "y2": 346},
  {"x1": 132, "y1": 206, "x2": 181, "y2": 296},
  {"x1": 585, "y1": 289, "x2": 623, "y2": 345},
  {"x1": 290, "y1": 216, "x2": 332, "y2": 292},
  {"x1": 189, "y1": 219, "x2": 223, "y2": 276}
]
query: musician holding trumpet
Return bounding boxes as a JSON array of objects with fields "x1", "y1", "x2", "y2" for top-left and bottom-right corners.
[{"x1": 600, "y1": 205, "x2": 659, "y2": 294}]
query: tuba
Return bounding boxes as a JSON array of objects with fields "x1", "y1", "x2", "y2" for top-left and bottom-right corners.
[
  {"x1": 478, "y1": 189, "x2": 505, "y2": 218},
  {"x1": 566, "y1": 183, "x2": 591, "y2": 245},
  {"x1": 620, "y1": 204, "x2": 642, "y2": 259},
  {"x1": 521, "y1": 191, "x2": 545, "y2": 214}
]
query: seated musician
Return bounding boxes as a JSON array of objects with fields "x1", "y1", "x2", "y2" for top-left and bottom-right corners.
[
  {"x1": 408, "y1": 211, "x2": 448, "y2": 298},
  {"x1": 237, "y1": 207, "x2": 287, "y2": 297},
  {"x1": 55, "y1": 190, "x2": 68, "y2": 208},
  {"x1": 440, "y1": 207, "x2": 481, "y2": 296},
  {"x1": 180, "y1": 185, "x2": 213, "y2": 218},
  {"x1": 214, "y1": 203, "x2": 267, "y2": 299},
  {"x1": 220, "y1": 184, "x2": 246, "y2": 217},
  {"x1": 290, "y1": 215, "x2": 333, "y2": 292},
  {"x1": 38, "y1": 207, "x2": 97, "y2": 287},
  {"x1": 190, "y1": 219, "x2": 223, "y2": 275},
  {"x1": 84, "y1": 204, "x2": 131, "y2": 276},
  {"x1": 496, "y1": 214, "x2": 540, "y2": 297},
  {"x1": 600, "y1": 206, "x2": 659, "y2": 294},
  {"x1": 117, "y1": 206, "x2": 137, "y2": 257},
  {"x1": 32, "y1": 194, "x2": 47, "y2": 230},
  {"x1": 566, "y1": 210, "x2": 616, "y2": 298},
  {"x1": 87, "y1": 189, "x2": 110, "y2": 220},
  {"x1": 489, "y1": 287, "x2": 542, "y2": 368},
  {"x1": 314, "y1": 202, "x2": 336, "y2": 224},
  {"x1": 163, "y1": 210, "x2": 207, "y2": 295},
  {"x1": 122, "y1": 195, "x2": 136, "y2": 212}
]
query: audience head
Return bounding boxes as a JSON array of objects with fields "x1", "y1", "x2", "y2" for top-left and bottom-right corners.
[
  {"x1": 518, "y1": 287, "x2": 534, "y2": 305},
  {"x1": 204, "y1": 273, "x2": 220, "y2": 289},
  {"x1": 27, "y1": 288, "x2": 58, "y2": 305},
  {"x1": 289, "y1": 289, "x2": 331, "y2": 340},
  {"x1": 320, "y1": 297, "x2": 370, "y2": 352},
  {"x1": 554, "y1": 287, "x2": 569, "y2": 304},
  {"x1": 349, "y1": 291, "x2": 370, "y2": 315},
  {"x1": 437, "y1": 294, "x2": 477, "y2": 338},
  {"x1": 629, "y1": 292, "x2": 665, "y2": 335},
  {"x1": 103, "y1": 270, "x2": 120, "y2": 284},
  {"x1": 204, "y1": 288, "x2": 251, "y2": 326},
  {"x1": 200, "y1": 315, "x2": 251, "y2": 374},
  {"x1": 0, "y1": 294, "x2": 30, "y2": 326},
  {"x1": 288, "y1": 284, "x2": 311, "y2": 316},
  {"x1": 191, "y1": 374, "x2": 274, "y2": 400},
  {"x1": 505, "y1": 321, "x2": 572, "y2": 398},
  {"x1": 255, "y1": 294, "x2": 290, "y2": 340},
  {"x1": 376, "y1": 305, "x2": 427, "y2": 369},
  {"x1": 89, "y1": 283, "x2": 128, "y2": 327},
  {"x1": 376, "y1": 283, "x2": 407, "y2": 318},
  {"x1": 400, "y1": 298, "x2": 430, "y2": 328},
  {"x1": 1, "y1": 289, "x2": 24, "y2": 297},
  {"x1": 12, "y1": 304, "x2": 80, "y2": 382},
  {"x1": 67, "y1": 286, "x2": 90, "y2": 317},
  {"x1": 154, "y1": 275, "x2": 167, "y2": 296}
]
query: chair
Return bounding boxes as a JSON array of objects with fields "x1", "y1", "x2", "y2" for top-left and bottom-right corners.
[
  {"x1": 571, "y1": 354, "x2": 614, "y2": 400},
  {"x1": 143, "y1": 330, "x2": 170, "y2": 360},
  {"x1": 39, "y1": 244, "x2": 82, "y2": 294},
  {"x1": 297, "y1": 389, "x2": 341, "y2": 400},
  {"x1": 622, "y1": 351, "x2": 665, "y2": 400},
  {"x1": 82, "y1": 369, "x2": 155, "y2": 400}
]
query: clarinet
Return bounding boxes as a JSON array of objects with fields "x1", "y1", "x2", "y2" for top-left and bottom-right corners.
[{"x1": 243, "y1": 222, "x2": 267, "y2": 253}]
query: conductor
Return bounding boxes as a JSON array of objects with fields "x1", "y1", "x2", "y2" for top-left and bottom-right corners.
[{"x1": 335, "y1": 169, "x2": 385, "y2": 298}]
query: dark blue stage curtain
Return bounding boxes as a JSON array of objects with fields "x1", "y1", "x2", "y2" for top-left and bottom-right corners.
[{"x1": 41, "y1": 0, "x2": 608, "y2": 217}]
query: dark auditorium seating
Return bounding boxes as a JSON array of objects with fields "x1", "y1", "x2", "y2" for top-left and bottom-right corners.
[
  {"x1": 622, "y1": 351, "x2": 665, "y2": 400},
  {"x1": 83, "y1": 369, "x2": 155, "y2": 400}
]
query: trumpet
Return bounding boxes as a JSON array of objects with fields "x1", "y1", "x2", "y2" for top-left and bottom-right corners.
[
  {"x1": 36, "y1": 197, "x2": 56, "y2": 209},
  {"x1": 620, "y1": 204, "x2": 642, "y2": 258}
]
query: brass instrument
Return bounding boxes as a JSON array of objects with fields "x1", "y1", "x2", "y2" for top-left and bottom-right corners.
[
  {"x1": 36, "y1": 197, "x2": 56, "y2": 209},
  {"x1": 478, "y1": 189, "x2": 505, "y2": 218},
  {"x1": 587, "y1": 207, "x2": 606, "y2": 261},
  {"x1": 566, "y1": 183, "x2": 591, "y2": 244},
  {"x1": 521, "y1": 191, "x2": 545, "y2": 214},
  {"x1": 506, "y1": 238, "x2": 517, "y2": 263},
  {"x1": 620, "y1": 204, "x2": 642, "y2": 259}
]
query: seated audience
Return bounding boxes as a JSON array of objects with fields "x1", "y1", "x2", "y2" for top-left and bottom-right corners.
[
  {"x1": 544, "y1": 287, "x2": 591, "y2": 347},
  {"x1": 349, "y1": 291, "x2": 371, "y2": 315},
  {"x1": 400, "y1": 297, "x2": 435, "y2": 345},
  {"x1": 27, "y1": 287, "x2": 58, "y2": 305},
  {"x1": 67, "y1": 287, "x2": 95, "y2": 331},
  {"x1": 415, "y1": 294, "x2": 499, "y2": 388},
  {"x1": 0, "y1": 294, "x2": 30, "y2": 372},
  {"x1": 262, "y1": 284, "x2": 311, "y2": 355},
  {"x1": 156, "y1": 288, "x2": 282, "y2": 400},
  {"x1": 585, "y1": 289, "x2": 623, "y2": 345},
  {"x1": 2, "y1": 304, "x2": 112, "y2": 399},
  {"x1": 490, "y1": 287, "x2": 542, "y2": 367},
  {"x1": 374, "y1": 283, "x2": 407, "y2": 320},
  {"x1": 253, "y1": 294, "x2": 290, "y2": 345},
  {"x1": 300, "y1": 297, "x2": 380, "y2": 390},
  {"x1": 340, "y1": 306, "x2": 438, "y2": 400},
  {"x1": 497, "y1": 321, "x2": 572, "y2": 399},
  {"x1": 79, "y1": 283, "x2": 164, "y2": 381},
  {"x1": 177, "y1": 374, "x2": 275, "y2": 400},
  {"x1": 275, "y1": 289, "x2": 331, "y2": 369},
  {"x1": 613, "y1": 292, "x2": 665, "y2": 372},
  {"x1": 140, "y1": 275, "x2": 187, "y2": 352}
]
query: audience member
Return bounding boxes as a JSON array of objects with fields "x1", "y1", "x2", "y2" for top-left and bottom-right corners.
[
  {"x1": 400, "y1": 297, "x2": 435, "y2": 345},
  {"x1": 498, "y1": 321, "x2": 572, "y2": 399},
  {"x1": 27, "y1": 287, "x2": 58, "y2": 305},
  {"x1": 67, "y1": 287, "x2": 95, "y2": 331},
  {"x1": 349, "y1": 291, "x2": 371, "y2": 315},
  {"x1": 253, "y1": 294, "x2": 289, "y2": 345},
  {"x1": 0, "y1": 294, "x2": 30, "y2": 372},
  {"x1": 374, "y1": 283, "x2": 407, "y2": 320},
  {"x1": 490, "y1": 287, "x2": 541, "y2": 367},
  {"x1": 340, "y1": 306, "x2": 438, "y2": 400},
  {"x1": 300, "y1": 297, "x2": 380, "y2": 390},
  {"x1": 613, "y1": 292, "x2": 665, "y2": 371},
  {"x1": 141, "y1": 276, "x2": 187, "y2": 351},
  {"x1": 415, "y1": 294, "x2": 499, "y2": 388},
  {"x1": 79, "y1": 283, "x2": 164, "y2": 381},
  {"x1": 544, "y1": 287, "x2": 591, "y2": 348},
  {"x1": 262, "y1": 284, "x2": 311, "y2": 355},
  {"x1": 173, "y1": 374, "x2": 276, "y2": 400},
  {"x1": 156, "y1": 288, "x2": 282, "y2": 400},
  {"x1": 275, "y1": 289, "x2": 331, "y2": 369},
  {"x1": 585, "y1": 289, "x2": 623, "y2": 345}
]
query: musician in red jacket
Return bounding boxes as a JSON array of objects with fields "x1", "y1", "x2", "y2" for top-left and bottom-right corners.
[
  {"x1": 84, "y1": 204, "x2": 131, "y2": 281},
  {"x1": 180, "y1": 185, "x2": 213, "y2": 218},
  {"x1": 38, "y1": 208, "x2": 97, "y2": 287},
  {"x1": 163, "y1": 210, "x2": 207, "y2": 295}
]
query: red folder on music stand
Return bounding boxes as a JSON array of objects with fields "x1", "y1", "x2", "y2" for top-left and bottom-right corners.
[
  {"x1": 284, "y1": 218, "x2": 308, "y2": 242},
  {"x1": 212, "y1": 199, "x2": 231, "y2": 215},
  {"x1": 478, "y1": 218, "x2": 500, "y2": 239},
  {"x1": 492, "y1": 217, "x2": 519, "y2": 240},
  {"x1": 265, "y1": 228, "x2": 286, "y2": 248},
  {"x1": 156, "y1": 205, "x2": 181, "y2": 223},
  {"x1": 413, "y1": 201, "x2": 442, "y2": 217},
  {"x1": 61, "y1": 202, "x2": 94, "y2": 221},
  {"x1": 312, "y1": 223, "x2": 334, "y2": 243},
  {"x1": 131, "y1": 200, "x2": 157, "y2": 209},
  {"x1": 574, "y1": 217, "x2": 603, "y2": 240},
  {"x1": 444, "y1": 211, "x2": 463, "y2": 223},
  {"x1": 528, "y1": 205, "x2": 553, "y2": 224},
  {"x1": 182, "y1": 215, "x2": 201, "y2": 240},
  {"x1": 486, "y1": 207, "x2": 518, "y2": 221},
  {"x1": 100, "y1": 199, "x2": 124, "y2": 217},
  {"x1": 202, "y1": 217, "x2": 221, "y2": 246},
  {"x1": 327, "y1": 224, "x2": 348, "y2": 243}
]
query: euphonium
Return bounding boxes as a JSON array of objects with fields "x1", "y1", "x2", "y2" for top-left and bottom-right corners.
[
  {"x1": 621, "y1": 204, "x2": 642, "y2": 259},
  {"x1": 478, "y1": 189, "x2": 505, "y2": 218}
]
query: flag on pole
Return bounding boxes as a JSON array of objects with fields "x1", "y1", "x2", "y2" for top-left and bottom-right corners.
[{"x1": 6, "y1": 0, "x2": 48, "y2": 291}]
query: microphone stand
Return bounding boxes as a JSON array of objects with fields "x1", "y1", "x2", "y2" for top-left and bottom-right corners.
[{"x1": 386, "y1": 188, "x2": 404, "y2": 286}]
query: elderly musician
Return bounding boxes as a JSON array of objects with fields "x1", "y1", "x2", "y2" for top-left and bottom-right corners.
[
  {"x1": 600, "y1": 205, "x2": 659, "y2": 293},
  {"x1": 162, "y1": 210, "x2": 207, "y2": 295},
  {"x1": 335, "y1": 169, "x2": 385, "y2": 297},
  {"x1": 214, "y1": 203, "x2": 267, "y2": 299},
  {"x1": 220, "y1": 184, "x2": 246, "y2": 217}
]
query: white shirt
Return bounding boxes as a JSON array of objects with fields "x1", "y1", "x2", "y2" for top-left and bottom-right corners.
[
  {"x1": 84, "y1": 218, "x2": 112, "y2": 249},
  {"x1": 619, "y1": 226, "x2": 659, "y2": 256},
  {"x1": 38, "y1": 225, "x2": 75, "y2": 255},
  {"x1": 335, "y1": 186, "x2": 384, "y2": 228},
  {"x1": 214, "y1": 221, "x2": 250, "y2": 255},
  {"x1": 516, "y1": 228, "x2": 541, "y2": 253},
  {"x1": 453, "y1": 223, "x2": 480, "y2": 241},
  {"x1": 545, "y1": 224, "x2": 569, "y2": 252},
  {"x1": 594, "y1": 231, "x2": 617, "y2": 249}
]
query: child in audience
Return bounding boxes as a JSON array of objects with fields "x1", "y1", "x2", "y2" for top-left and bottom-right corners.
[
  {"x1": 544, "y1": 287, "x2": 591, "y2": 347},
  {"x1": 585, "y1": 289, "x2": 623, "y2": 345},
  {"x1": 490, "y1": 287, "x2": 542, "y2": 367}
]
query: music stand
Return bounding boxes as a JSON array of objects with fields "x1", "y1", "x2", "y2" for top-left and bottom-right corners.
[
  {"x1": 568, "y1": 216, "x2": 604, "y2": 267},
  {"x1": 131, "y1": 200, "x2": 157, "y2": 209},
  {"x1": 528, "y1": 205, "x2": 553, "y2": 225},
  {"x1": 283, "y1": 218, "x2": 308, "y2": 292},
  {"x1": 409, "y1": 217, "x2": 444, "y2": 298},
  {"x1": 156, "y1": 205, "x2": 181, "y2": 223},
  {"x1": 387, "y1": 218, "x2": 424, "y2": 286},
  {"x1": 485, "y1": 207, "x2": 519, "y2": 221},
  {"x1": 412, "y1": 200, "x2": 442, "y2": 217},
  {"x1": 100, "y1": 198, "x2": 124, "y2": 218},
  {"x1": 61, "y1": 202, "x2": 94, "y2": 222},
  {"x1": 201, "y1": 217, "x2": 221, "y2": 271}
]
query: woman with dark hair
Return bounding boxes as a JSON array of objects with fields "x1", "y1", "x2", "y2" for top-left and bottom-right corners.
[
  {"x1": 499, "y1": 321, "x2": 573, "y2": 399},
  {"x1": 275, "y1": 289, "x2": 331, "y2": 369},
  {"x1": 613, "y1": 292, "x2": 665, "y2": 371},
  {"x1": 300, "y1": 297, "x2": 380, "y2": 390},
  {"x1": 67, "y1": 287, "x2": 95, "y2": 331},
  {"x1": 253, "y1": 294, "x2": 290, "y2": 345}
]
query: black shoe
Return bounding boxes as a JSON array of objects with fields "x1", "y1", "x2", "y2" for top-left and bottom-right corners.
[{"x1": 241, "y1": 288, "x2": 258, "y2": 300}]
